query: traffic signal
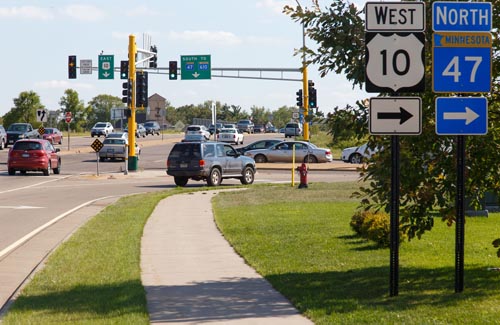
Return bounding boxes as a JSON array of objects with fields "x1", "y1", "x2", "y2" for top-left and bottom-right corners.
[
  {"x1": 149, "y1": 45, "x2": 157, "y2": 68},
  {"x1": 120, "y1": 60, "x2": 129, "y2": 79},
  {"x1": 308, "y1": 80, "x2": 317, "y2": 108},
  {"x1": 122, "y1": 80, "x2": 132, "y2": 104},
  {"x1": 296, "y1": 89, "x2": 303, "y2": 107},
  {"x1": 125, "y1": 109, "x2": 132, "y2": 118},
  {"x1": 136, "y1": 71, "x2": 148, "y2": 108},
  {"x1": 68, "y1": 55, "x2": 77, "y2": 79},
  {"x1": 169, "y1": 61, "x2": 178, "y2": 80}
]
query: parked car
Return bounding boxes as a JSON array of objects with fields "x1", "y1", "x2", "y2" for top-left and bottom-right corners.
[
  {"x1": 0, "y1": 125, "x2": 6, "y2": 150},
  {"x1": 143, "y1": 121, "x2": 161, "y2": 136},
  {"x1": 284, "y1": 122, "x2": 303, "y2": 138},
  {"x1": 217, "y1": 128, "x2": 244, "y2": 145},
  {"x1": 166, "y1": 141, "x2": 256, "y2": 187},
  {"x1": 208, "y1": 123, "x2": 223, "y2": 135},
  {"x1": 7, "y1": 139, "x2": 61, "y2": 176},
  {"x1": 253, "y1": 124, "x2": 265, "y2": 133},
  {"x1": 42, "y1": 127, "x2": 63, "y2": 145},
  {"x1": 237, "y1": 119, "x2": 254, "y2": 134},
  {"x1": 244, "y1": 140, "x2": 333, "y2": 163},
  {"x1": 235, "y1": 139, "x2": 283, "y2": 155},
  {"x1": 185, "y1": 125, "x2": 210, "y2": 140},
  {"x1": 91, "y1": 122, "x2": 114, "y2": 137},
  {"x1": 265, "y1": 125, "x2": 277, "y2": 133},
  {"x1": 99, "y1": 137, "x2": 141, "y2": 162},
  {"x1": 341, "y1": 143, "x2": 378, "y2": 164},
  {"x1": 124, "y1": 123, "x2": 146, "y2": 138}
]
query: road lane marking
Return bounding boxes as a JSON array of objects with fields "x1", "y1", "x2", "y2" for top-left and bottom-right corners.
[
  {"x1": 0, "y1": 175, "x2": 71, "y2": 195},
  {"x1": 0, "y1": 206, "x2": 43, "y2": 209}
]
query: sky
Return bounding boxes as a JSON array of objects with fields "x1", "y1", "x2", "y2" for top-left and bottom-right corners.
[{"x1": 0, "y1": 0, "x2": 369, "y2": 117}]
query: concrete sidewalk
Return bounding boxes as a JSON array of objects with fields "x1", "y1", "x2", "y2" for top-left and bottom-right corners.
[{"x1": 141, "y1": 191, "x2": 313, "y2": 324}]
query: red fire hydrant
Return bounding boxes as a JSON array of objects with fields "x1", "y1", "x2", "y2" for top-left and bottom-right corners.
[{"x1": 296, "y1": 163, "x2": 308, "y2": 189}]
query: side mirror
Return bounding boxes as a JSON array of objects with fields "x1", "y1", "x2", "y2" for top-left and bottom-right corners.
[{"x1": 55, "y1": 148, "x2": 61, "y2": 152}]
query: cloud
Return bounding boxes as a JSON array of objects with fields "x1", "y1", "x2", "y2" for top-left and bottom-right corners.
[
  {"x1": 0, "y1": 6, "x2": 54, "y2": 20},
  {"x1": 35, "y1": 80, "x2": 94, "y2": 90},
  {"x1": 168, "y1": 30, "x2": 242, "y2": 45},
  {"x1": 126, "y1": 5, "x2": 158, "y2": 17},
  {"x1": 59, "y1": 4, "x2": 105, "y2": 22},
  {"x1": 256, "y1": 0, "x2": 293, "y2": 14}
]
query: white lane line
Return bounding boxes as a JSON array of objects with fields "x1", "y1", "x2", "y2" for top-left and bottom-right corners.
[
  {"x1": 0, "y1": 206, "x2": 44, "y2": 209},
  {"x1": 0, "y1": 196, "x2": 115, "y2": 259},
  {"x1": 0, "y1": 175, "x2": 71, "y2": 195}
]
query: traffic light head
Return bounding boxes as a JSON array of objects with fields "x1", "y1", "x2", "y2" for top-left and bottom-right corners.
[
  {"x1": 296, "y1": 89, "x2": 303, "y2": 107},
  {"x1": 68, "y1": 55, "x2": 77, "y2": 79},
  {"x1": 308, "y1": 80, "x2": 317, "y2": 108},
  {"x1": 120, "y1": 60, "x2": 129, "y2": 79},
  {"x1": 149, "y1": 45, "x2": 158, "y2": 69},
  {"x1": 136, "y1": 71, "x2": 148, "y2": 108},
  {"x1": 122, "y1": 80, "x2": 132, "y2": 104},
  {"x1": 169, "y1": 61, "x2": 178, "y2": 80}
]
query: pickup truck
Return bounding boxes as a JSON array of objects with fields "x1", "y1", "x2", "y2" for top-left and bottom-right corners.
[{"x1": 6, "y1": 123, "x2": 40, "y2": 147}]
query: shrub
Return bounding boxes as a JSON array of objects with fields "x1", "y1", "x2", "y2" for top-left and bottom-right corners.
[{"x1": 350, "y1": 210, "x2": 391, "y2": 247}]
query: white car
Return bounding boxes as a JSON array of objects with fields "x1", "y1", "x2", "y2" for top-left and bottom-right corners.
[
  {"x1": 185, "y1": 125, "x2": 210, "y2": 140},
  {"x1": 341, "y1": 143, "x2": 378, "y2": 164},
  {"x1": 91, "y1": 122, "x2": 114, "y2": 137},
  {"x1": 217, "y1": 128, "x2": 244, "y2": 145}
]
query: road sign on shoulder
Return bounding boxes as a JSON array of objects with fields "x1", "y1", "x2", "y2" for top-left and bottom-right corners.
[
  {"x1": 181, "y1": 55, "x2": 211, "y2": 80},
  {"x1": 36, "y1": 109, "x2": 48, "y2": 122},
  {"x1": 65, "y1": 111, "x2": 72, "y2": 123},
  {"x1": 365, "y1": 2, "x2": 425, "y2": 32},
  {"x1": 436, "y1": 97, "x2": 487, "y2": 135},
  {"x1": 98, "y1": 55, "x2": 114, "y2": 80},
  {"x1": 369, "y1": 97, "x2": 421, "y2": 135},
  {"x1": 433, "y1": 1, "x2": 492, "y2": 32},
  {"x1": 365, "y1": 32, "x2": 425, "y2": 93}
]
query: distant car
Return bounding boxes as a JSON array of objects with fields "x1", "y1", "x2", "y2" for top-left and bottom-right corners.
[
  {"x1": 99, "y1": 137, "x2": 141, "y2": 162},
  {"x1": 253, "y1": 124, "x2": 265, "y2": 133},
  {"x1": 237, "y1": 119, "x2": 254, "y2": 134},
  {"x1": 223, "y1": 123, "x2": 238, "y2": 130},
  {"x1": 185, "y1": 125, "x2": 210, "y2": 140},
  {"x1": 124, "y1": 123, "x2": 146, "y2": 138},
  {"x1": 7, "y1": 139, "x2": 61, "y2": 176},
  {"x1": 235, "y1": 139, "x2": 283, "y2": 155},
  {"x1": 341, "y1": 143, "x2": 378, "y2": 164},
  {"x1": 265, "y1": 125, "x2": 277, "y2": 133},
  {"x1": 208, "y1": 123, "x2": 223, "y2": 135},
  {"x1": 182, "y1": 134, "x2": 207, "y2": 142},
  {"x1": 217, "y1": 128, "x2": 244, "y2": 145},
  {"x1": 91, "y1": 122, "x2": 114, "y2": 137},
  {"x1": 42, "y1": 127, "x2": 63, "y2": 145},
  {"x1": 0, "y1": 125, "x2": 6, "y2": 150},
  {"x1": 143, "y1": 121, "x2": 161, "y2": 136},
  {"x1": 284, "y1": 122, "x2": 302, "y2": 138},
  {"x1": 106, "y1": 132, "x2": 128, "y2": 140},
  {"x1": 245, "y1": 140, "x2": 333, "y2": 163},
  {"x1": 166, "y1": 141, "x2": 256, "y2": 187}
]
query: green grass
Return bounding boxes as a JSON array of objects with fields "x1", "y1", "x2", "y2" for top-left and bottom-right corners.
[{"x1": 4, "y1": 182, "x2": 500, "y2": 324}]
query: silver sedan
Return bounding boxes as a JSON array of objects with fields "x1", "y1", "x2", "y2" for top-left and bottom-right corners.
[{"x1": 244, "y1": 141, "x2": 333, "y2": 163}]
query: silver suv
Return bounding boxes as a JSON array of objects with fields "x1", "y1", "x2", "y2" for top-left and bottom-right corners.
[
  {"x1": 284, "y1": 122, "x2": 302, "y2": 138},
  {"x1": 166, "y1": 141, "x2": 256, "y2": 187}
]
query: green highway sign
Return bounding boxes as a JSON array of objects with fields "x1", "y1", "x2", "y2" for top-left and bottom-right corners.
[
  {"x1": 98, "y1": 55, "x2": 114, "y2": 80},
  {"x1": 181, "y1": 55, "x2": 211, "y2": 80}
]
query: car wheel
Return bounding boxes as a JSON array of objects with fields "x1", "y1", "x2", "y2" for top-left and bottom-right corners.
[
  {"x1": 304, "y1": 155, "x2": 318, "y2": 163},
  {"x1": 207, "y1": 168, "x2": 222, "y2": 186},
  {"x1": 59, "y1": 137, "x2": 63, "y2": 145},
  {"x1": 8, "y1": 168, "x2": 15, "y2": 175},
  {"x1": 240, "y1": 167, "x2": 255, "y2": 185},
  {"x1": 254, "y1": 155, "x2": 267, "y2": 163},
  {"x1": 350, "y1": 153, "x2": 362, "y2": 164},
  {"x1": 174, "y1": 177, "x2": 189, "y2": 187},
  {"x1": 20, "y1": 170, "x2": 27, "y2": 175},
  {"x1": 0, "y1": 139, "x2": 4, "y2": 150},
  {"x1": 53, "y1": 159, "x2": 61, "y2": 174},
  {"x1": 43, "y1": 162, "x2": 51, "y2": 176}
]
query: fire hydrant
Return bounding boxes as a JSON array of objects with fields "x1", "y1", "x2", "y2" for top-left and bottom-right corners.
[{"x1": 296, "y1": 163, "x2": 308, "y2": 189}]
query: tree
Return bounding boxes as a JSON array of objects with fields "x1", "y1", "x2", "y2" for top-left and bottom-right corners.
[
  {"x1": 87, "y1": 94, "x2": 124, "y2": 127},
  {"x1": 285, "y1": 1, "x2": 500, "y2": 243},
  {"x1": 59, "y1": 89, "x2": 86, "y2": 132},
  {"x1": 2, "y1": 91, "x2": 45, "y2": 128}
]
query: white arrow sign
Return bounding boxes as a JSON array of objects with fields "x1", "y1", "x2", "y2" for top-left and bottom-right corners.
[
  {"x1": 443, "y1": 107, "x2": 479, "y2": 125},
  {"x1": 192, "y1": 72, "x2": 200, "y2": 78}
]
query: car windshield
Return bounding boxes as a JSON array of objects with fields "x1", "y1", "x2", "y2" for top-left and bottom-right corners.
[
  {"x1": 144, "y1": 122, "x2": 154, "y2": 127},
  {"x1": 104, "y1": 139, "x2": 125, "y2": 144},
  {"x1": 187, "y1": 126, "x2": 201, "y2": 131},
  {"x1": 45, "y1": 129, "x2": 54, "y2": 134},
  {"x1": 95, "y1": 123, "x2": 107, "y2": 128},
  {"x1": 169, "y1": 143, "x2": 201, "y2": 159},
  {"x1": 8, "y1": 124, "x2": 28, "y2": 132},
  {"x1": 220, "y1": 129, "x2": 235, "y2": 133},
  {"x1": 13, "y1": 141, "x2": 41, "y2": 150}
]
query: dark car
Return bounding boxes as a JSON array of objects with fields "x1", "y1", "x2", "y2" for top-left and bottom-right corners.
[
  {"x1": 235, "y1": 139, "x2": 283, "y2": 155},
  {"x1": 143, "y1": 121, "x2": 161, "y2": 136},
  {"x1": 166, "y1": 141, "x2": 256, "y2": 187},
  {"x1": 208, "y1": 123, "x2": 223, "y2": 135},
  {"x1": 6, "y1": 123, "x2": 40, "y2": 147},
  {"x1": 0, "y1": 125, "x2": 6, "y2": 150},
  {"x1": 253, "y1": 124, "x2": 265, "y2": 133},
  {"x1": 7, "y1": 139, "x2": 61, "y2": 176}
]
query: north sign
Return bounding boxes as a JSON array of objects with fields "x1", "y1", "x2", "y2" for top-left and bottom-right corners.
[
  {"x1": 369, "y1": 97, "x2": 421, "y2": 135},
  {"x1": 98, "y1": 55, "x2": 114, "y2": 80},
  {"x1": 435, "y1": 97, "x2": 487, "y2": 135},
  {"x1": 433, "y1": 1, "x2": 492, "y2": 32},
  {"x1": 365, "y1": 2, "x2": 425, "y2": 32},
  {"x1": 365, "y1": 32, "x2": 425, "y2": 93},
  {"x1": 181, "y1": 55, "x2": 211, "y2": 80}
]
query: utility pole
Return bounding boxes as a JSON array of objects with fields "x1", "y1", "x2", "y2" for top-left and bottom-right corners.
[
  {"x1": 128, "y1": 34, "x2": 138, "y2": 171},
  {"x1": 296, "y1": 0, "x2": 309, "y2": 141}
]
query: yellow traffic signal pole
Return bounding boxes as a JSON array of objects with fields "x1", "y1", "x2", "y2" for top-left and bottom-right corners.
[
  {"x1": 128, "y1": 34, "x2": 138, "y2": 171},
  {"x1": 303, "y1": 65, "x2": 309, "y2": 141}
]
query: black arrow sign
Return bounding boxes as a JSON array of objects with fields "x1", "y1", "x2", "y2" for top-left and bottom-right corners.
[{"x1": 377, "y1": 107, "x2": 413, "y2": 125}]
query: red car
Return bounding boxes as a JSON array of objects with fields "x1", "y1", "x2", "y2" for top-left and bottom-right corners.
[
  {"x1": 7, "y1": 139, "x2": 61, "y2": 176},
  {"x1": 43, "y1": 127, "x2": 63, "y2": 144}
]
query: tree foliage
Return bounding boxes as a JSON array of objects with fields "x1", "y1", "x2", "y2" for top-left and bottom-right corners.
[
  {"x1": 3, "y1": 91, "x2": 45, "y2": 128},
  {"x1": 59, "y1": 89, "x2": 86, "y2": 132},
  {"x1": 285, "y1": 1, "x2": 500, "y2": 245}
]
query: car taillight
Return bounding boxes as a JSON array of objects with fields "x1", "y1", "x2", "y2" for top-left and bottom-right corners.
[
  {"x1": 166, "y1": 160, "x2": 170, "y2": 168},
  {"x1": 326, "y1": 150, "x2": 331, "y2": 155},
  {"x1": 199, "y1": 159, "x2": 205, "y2": 167}
]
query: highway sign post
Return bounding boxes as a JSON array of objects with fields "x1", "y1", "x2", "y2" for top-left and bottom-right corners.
[
  {"x1": 181, "y1": 55, "x2": 211, "y2": 80},
  {"x1": 435, "y1": 97, "x2": 487, "y2": 135},
  {"x1": 98, "y1": 55, "x2": 114, "y2": 80}
]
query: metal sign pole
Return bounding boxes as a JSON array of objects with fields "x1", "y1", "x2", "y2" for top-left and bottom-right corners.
[
  {"x1": 390, "y1": 135, "x2": 400, "y2": 297},
  {"x1": 455, "y1": 135, "x2": 465, "y2": 292},
  {"x1": 96, "y1": 152, "x2": 100, "y2": 176}
]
